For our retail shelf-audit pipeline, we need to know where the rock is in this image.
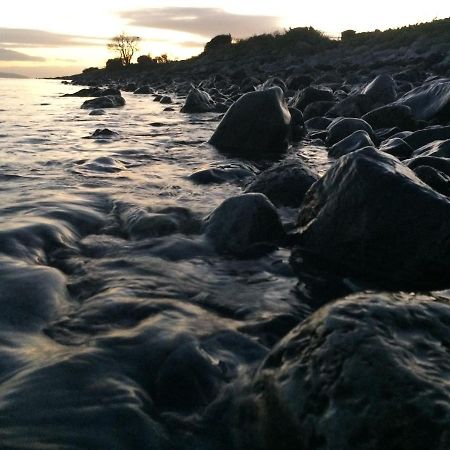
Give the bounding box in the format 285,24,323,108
89,128,119,139
328,131,375,158
88,109,106,116
160,96,173,104
305,117,333,130
403,126,450,150
413,165,450,197
326,117,376,146
80,95,125,109
286,74,313,90
412,139,450,158
209,87,291,155
406,156,450,177
204,193,284,256
362,104,416,130
303,101,336,120
249,292,450,450
181,87,216,113
361,73,397,105
326,94,373,118
133,86,153,94
288,107,305,141
294,86,335,111
245,159,319,207
296,147,450,288
163,107,175,112
395,79,450,122
63,87,120,97
380,137,413,159
240,77,261,93
188,164,256,184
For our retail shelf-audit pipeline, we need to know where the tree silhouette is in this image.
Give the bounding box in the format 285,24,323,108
107,33,141,66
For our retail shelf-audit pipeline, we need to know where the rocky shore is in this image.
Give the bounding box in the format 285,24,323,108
52,18,450,449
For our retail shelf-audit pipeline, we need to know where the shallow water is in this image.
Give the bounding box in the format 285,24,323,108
0,79,329,449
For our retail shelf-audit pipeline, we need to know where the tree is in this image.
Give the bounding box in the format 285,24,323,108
107,33,141,66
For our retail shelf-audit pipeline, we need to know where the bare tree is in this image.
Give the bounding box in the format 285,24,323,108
107,33,141,66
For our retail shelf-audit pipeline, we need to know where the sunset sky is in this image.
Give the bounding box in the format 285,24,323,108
1,0,448,77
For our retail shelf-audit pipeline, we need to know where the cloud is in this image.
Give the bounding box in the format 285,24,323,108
120,7,282,38
0,28,105,48
0,48,44,61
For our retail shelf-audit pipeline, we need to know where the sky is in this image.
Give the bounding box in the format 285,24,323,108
0,0,448,77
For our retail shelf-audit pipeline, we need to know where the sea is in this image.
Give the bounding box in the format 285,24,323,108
0,78,328,449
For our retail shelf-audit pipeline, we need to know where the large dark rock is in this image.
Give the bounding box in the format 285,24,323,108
80,95,125,109
395,79,450,122
361,73,397,105
406,156,450,176
248,292,450,450
294,86,335,111
328,131,375,158
326,93,373,118
245,159,319,207
286,74,313,90
296,147,450,288
403,126,450,150
63,87,120,97
412,139,450,158
204,193,284,256
413,165,450,197
188,164,256,184
362,104,416,130
326,117,375,146
380,137,413,159
303,101,336,120
181,87,216,113
133,86,153,94
209,87,291,155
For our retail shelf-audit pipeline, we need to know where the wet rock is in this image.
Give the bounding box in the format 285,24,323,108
413,165,450,196
88,109,106,116
412,139,450,158
395,79,450,122
328,131,375,158
305,117,333,130
288,107,305,141
296,147,450,288
250,292,450,450
209,87,291,155
181,87,216,113
204,193,284,256
80,95,125,109
326,117,376,146
294,86,335,111
259,77,287,94
163,107,175,112
286,74,313,90
133,86,153,94
362,104,416,130
90,128,119,139
303,101,336,120
160,96,173,104
245,159,319,207
326,93,373,118
380,137,413,159
63,87,120,97
361,73,397,105
404,126,450,150
189,164,256,184
406,156,450,176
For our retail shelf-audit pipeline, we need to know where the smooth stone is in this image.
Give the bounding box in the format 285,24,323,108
326,93,373,118
362,104,416,130
188,164,256,184
181,87,215,113
160,96,173,104
245,159,319,207
326,117,376,146
294,86,335,111
404,126,450,150
63,87,120,97
412,139,450,158
413,165,450,197
296,147,450,288
133,86,153,94
89,128,119,139
204,193,284,257
209,87,291,156
305,117,333,130
286,74,313,90
380,137,413,159
361,73,397,105
329,131,375,158
88,109,106,116
249,292,450,450
80,95,125,109
303,101,336,120
406,156,450,177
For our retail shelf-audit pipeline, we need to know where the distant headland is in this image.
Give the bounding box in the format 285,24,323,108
0,72,29,79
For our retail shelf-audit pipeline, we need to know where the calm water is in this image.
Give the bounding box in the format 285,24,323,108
0,78,328,449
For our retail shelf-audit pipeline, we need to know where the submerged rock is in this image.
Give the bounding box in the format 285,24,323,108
181,87,216,113
80,95,125,109
89,128,119,139
245,159,318,207
189,164,256,184
204,193,284,256
209,87,291,155
248,292,450,450
296,147,450,288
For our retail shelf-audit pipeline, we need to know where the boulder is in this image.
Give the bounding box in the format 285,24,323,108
89,128,119,139
209,87,291,155
88,109,106,116
133,86,153,94
328,131,375,158
181,87,215,113
394,79,450,122
294,86,335,111
245,159,319,207
286,74,313,90
406,156,450,176
326,94,373,118
402,125,450,150
326,117,376,146
288,107,305,141
80,95,125,109
413,165,450,197
188,164,256,184
412,139,450,158
305,117,333,131
362,104,416,130
361,73,397,105
160,96,173,104
63,87,120,97
296,147,450,288
379,137,413,159
204,193,284,256
303,101,336,120
249,292,450,450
